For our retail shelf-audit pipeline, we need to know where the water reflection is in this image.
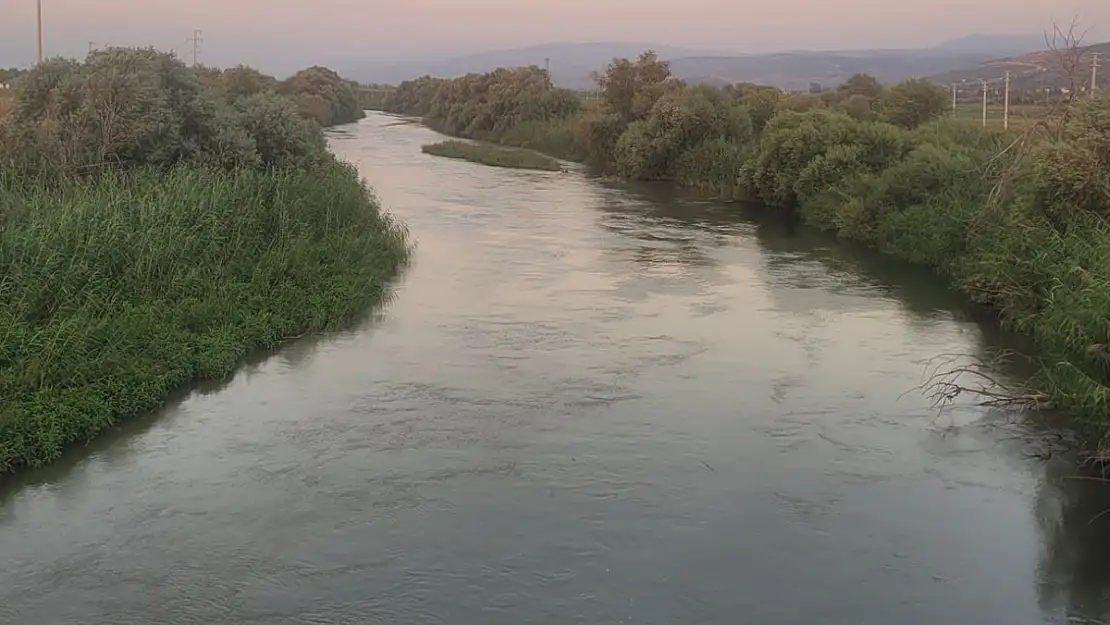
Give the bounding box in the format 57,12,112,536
596,176,1110,625
1036,459,1110,622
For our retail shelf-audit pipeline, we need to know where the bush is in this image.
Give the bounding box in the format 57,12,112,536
0,48,340,176
281,66,365,127
233,92,328,168
612,85,753,181
675,136,750,198
881,78,949,129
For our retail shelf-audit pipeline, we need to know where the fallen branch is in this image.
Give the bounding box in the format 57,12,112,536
905,350,1051,412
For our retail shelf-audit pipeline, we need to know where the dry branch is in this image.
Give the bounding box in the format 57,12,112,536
906,350,1051,412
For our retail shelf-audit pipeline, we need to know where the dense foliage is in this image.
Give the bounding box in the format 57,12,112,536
0,49,370,175
377,50,1110,430
385,66,581,144
0,49,407,471
0,67,25,86
280,66,365,127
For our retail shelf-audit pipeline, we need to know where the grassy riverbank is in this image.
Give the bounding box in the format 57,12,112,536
422,140,562,171
378,52,1110,435
0,49,408,472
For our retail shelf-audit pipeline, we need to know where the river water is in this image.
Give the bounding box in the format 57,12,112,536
3,111,1110,624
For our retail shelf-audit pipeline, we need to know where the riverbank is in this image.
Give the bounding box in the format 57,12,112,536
0,50,409,472
422,140,563,171
378,57,1110,434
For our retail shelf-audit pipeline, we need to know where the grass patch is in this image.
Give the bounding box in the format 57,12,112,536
0,160,410,472
421,140,563,171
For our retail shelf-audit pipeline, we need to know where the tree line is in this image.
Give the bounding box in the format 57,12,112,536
377,51,1110,432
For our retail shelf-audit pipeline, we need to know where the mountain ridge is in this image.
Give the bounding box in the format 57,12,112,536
929,40,1110,92
340,34,1050,91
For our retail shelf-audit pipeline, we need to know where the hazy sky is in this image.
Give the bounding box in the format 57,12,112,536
1,0,1107,73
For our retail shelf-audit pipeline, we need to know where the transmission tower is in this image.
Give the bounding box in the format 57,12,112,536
187,29,203,66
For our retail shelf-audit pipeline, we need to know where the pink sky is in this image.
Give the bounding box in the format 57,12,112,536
1,0,1106,71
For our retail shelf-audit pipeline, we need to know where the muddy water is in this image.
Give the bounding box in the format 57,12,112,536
2,112,1110,625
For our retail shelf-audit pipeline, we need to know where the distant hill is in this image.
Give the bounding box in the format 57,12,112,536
930,40,1110,92
341,34,1048,91
337,42,733,90
930,33,1048,55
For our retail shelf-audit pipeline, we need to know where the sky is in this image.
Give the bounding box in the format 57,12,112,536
1,0,1107,74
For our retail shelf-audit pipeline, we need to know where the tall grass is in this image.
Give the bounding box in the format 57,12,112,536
0,162,410,471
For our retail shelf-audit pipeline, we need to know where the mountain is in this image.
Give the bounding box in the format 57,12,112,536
336,42,733,90
930,33,1049,55
341,35,1048,91
662,34,1049,91
929,40,1110,92
667,50,1017,91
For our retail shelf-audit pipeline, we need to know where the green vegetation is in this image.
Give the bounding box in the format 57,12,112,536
951,102,1050,131
377,51,1110,435
0,67,26,87
422,139,562,171
192,63,365,128
0,49,408,472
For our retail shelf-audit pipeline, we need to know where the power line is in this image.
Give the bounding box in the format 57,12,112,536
1003,71,1010,130
980,79,988,127
1092,52,1101,94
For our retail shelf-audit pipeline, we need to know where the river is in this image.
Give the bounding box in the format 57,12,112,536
2,111,1110,625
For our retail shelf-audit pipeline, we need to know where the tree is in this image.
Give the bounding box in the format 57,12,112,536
0,47,334,174
612,84,752,180
281,66,364,126
881,78,948,128
733,84,782,133
842,94,877,121
221,65,278,102
592,50,674,123
838,73,883,100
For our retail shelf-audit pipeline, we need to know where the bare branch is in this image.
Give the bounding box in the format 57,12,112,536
904,350,1051,414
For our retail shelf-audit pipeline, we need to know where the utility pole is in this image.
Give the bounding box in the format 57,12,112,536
36,0,43,65
980,79,988,127
951,83,957,112
188,29,203,67
1003,71,1010,130
1092,52,1101,94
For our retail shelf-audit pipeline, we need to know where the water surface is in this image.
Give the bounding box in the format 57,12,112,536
3,112,1110,625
